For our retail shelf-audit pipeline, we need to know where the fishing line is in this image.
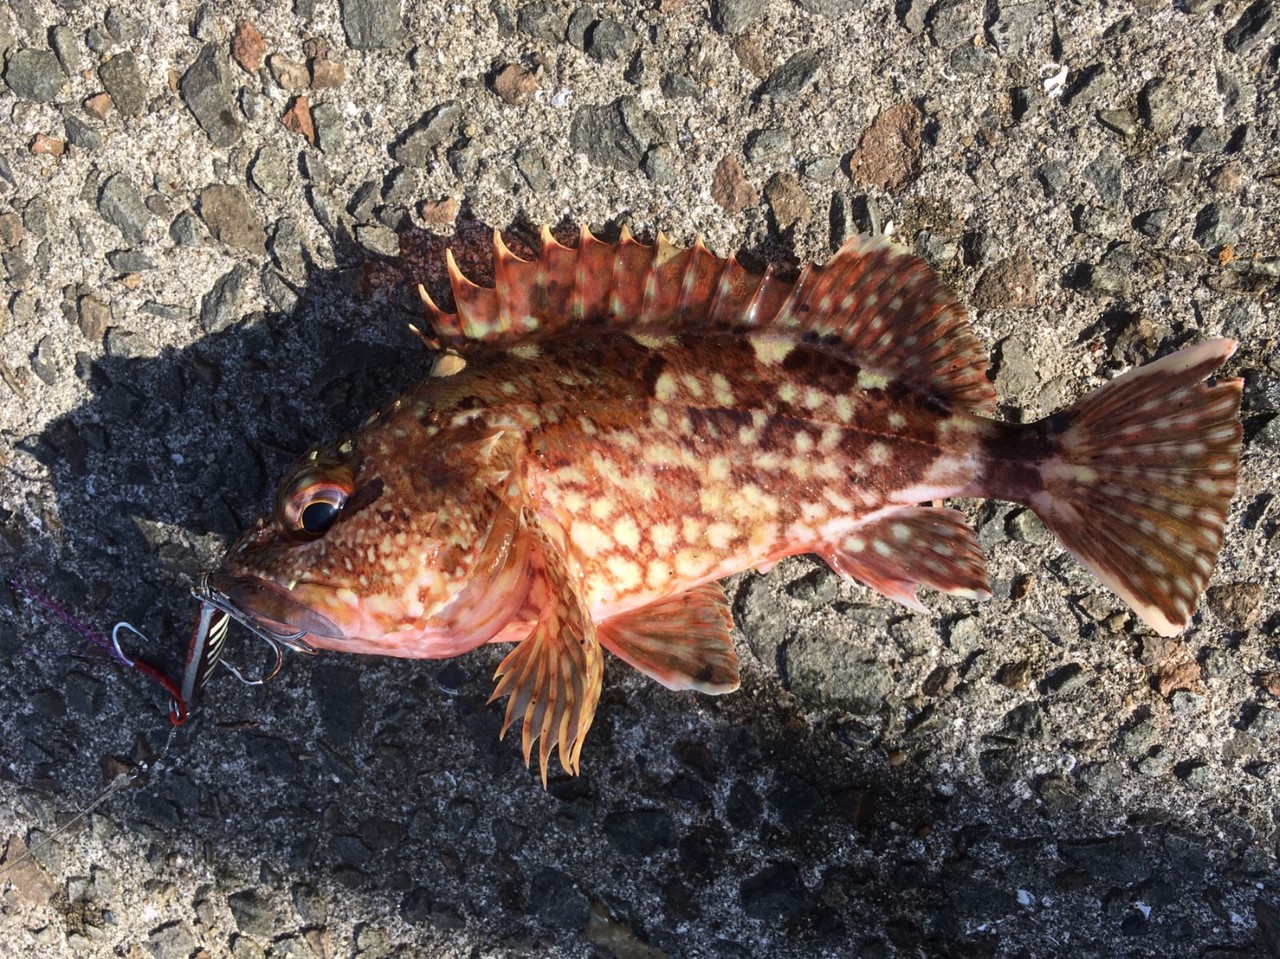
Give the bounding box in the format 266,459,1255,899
1,578,188,880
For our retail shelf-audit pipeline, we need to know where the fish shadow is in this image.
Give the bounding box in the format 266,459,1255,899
1,215,1271,957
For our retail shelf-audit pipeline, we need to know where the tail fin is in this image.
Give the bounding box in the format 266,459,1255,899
1026,340,1242,636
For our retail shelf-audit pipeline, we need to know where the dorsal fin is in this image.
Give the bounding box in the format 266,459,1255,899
418,228,997,413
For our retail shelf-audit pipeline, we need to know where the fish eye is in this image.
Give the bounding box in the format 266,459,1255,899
300,493,344,534
278,466,354,540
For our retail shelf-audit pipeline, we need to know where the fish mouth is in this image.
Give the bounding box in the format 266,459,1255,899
201,572,346,644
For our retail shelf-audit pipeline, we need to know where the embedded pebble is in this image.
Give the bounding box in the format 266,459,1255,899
180,43,241,147
198,185,266,254
98,52,146,116
97,174,151,244
569,97,657,172
757,49,824,102
4,49,65,103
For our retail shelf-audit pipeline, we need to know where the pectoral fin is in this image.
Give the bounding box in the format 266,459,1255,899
598,582,739,694
489,510,603,786
817,506,991,611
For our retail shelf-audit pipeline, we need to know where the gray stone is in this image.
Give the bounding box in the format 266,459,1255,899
104,327,151,358
4,49,65,102
227,889,276,938
169,211,204,246
50,25,81,74
291,884,328,925
1194,202,1245,248
355,223,399,257
1002,701,1045,740
586,20,635,61
198,185,265,254
1058,834,1149,885
1066,63,1116,110
1134,208,1167,239
660,71,699,99
517,1,569,40
1138,78,1179,135
248,147,291,196
312,101,344,153
1084,148,1123,207
1224,0,1275,55
794,0,862,14
829,192,854,248
105,249,155,273
97,174,150,244
147,922,197,959
949,44,995,74
603,808,676,857
802,155,839,180
340,0,404,49
785,632,892,714
99,52,147,116
712,0,767,34
641,144,675,184
745,127,792,163
200,263,250,333
565,5,594,48
1040,662,1089,695
260,267,298,314
180,43,241,147
1036,159,1067,196
270,217,306,277
391,101,462,166
929,0,981,48
988,1,1041,56
514,145,551,191
1084,262,1132,298
30,335,61,385
757,49,823,101
530,868,590,929
348,180,379,222
1097,108,1137,138
569,96,657,172
740,863,811,923
1187,125,1227,153
63,115,102,151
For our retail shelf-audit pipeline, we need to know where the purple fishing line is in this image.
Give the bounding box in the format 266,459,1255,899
9,574,131,667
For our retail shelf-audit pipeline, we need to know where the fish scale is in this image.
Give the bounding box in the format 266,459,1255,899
196,228,1243,784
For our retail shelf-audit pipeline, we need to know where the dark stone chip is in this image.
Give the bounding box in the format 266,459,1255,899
756,49,823,102
568,96,657,171
97,174,151,244
391,101,463,167
98,51,147,116
180,43,241,147
740,862,810,922
529,867,590,929
1224,0,1275,55
4,49,64,103
340,0,404,48
603,808,677,857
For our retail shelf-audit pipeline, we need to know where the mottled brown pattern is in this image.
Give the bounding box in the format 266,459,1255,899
205,231,1242,782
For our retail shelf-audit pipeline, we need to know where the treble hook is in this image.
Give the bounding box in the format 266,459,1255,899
218,634,286,687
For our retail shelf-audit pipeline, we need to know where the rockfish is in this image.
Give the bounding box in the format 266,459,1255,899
192,228,1242,783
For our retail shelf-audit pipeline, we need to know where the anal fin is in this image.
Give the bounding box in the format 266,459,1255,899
817,507,991,612
489,510,604,786
598,582,740,694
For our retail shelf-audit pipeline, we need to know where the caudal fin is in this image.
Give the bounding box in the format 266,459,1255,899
1026,340,1242,636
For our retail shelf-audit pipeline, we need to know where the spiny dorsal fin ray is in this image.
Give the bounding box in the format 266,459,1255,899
423,229,997,414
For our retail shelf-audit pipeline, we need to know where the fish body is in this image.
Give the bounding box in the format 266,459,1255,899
206,228,1242,782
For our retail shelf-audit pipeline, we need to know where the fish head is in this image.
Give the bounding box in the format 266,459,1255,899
206,423,532,658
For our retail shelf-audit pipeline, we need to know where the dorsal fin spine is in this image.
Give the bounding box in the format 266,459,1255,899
422,227,997,413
